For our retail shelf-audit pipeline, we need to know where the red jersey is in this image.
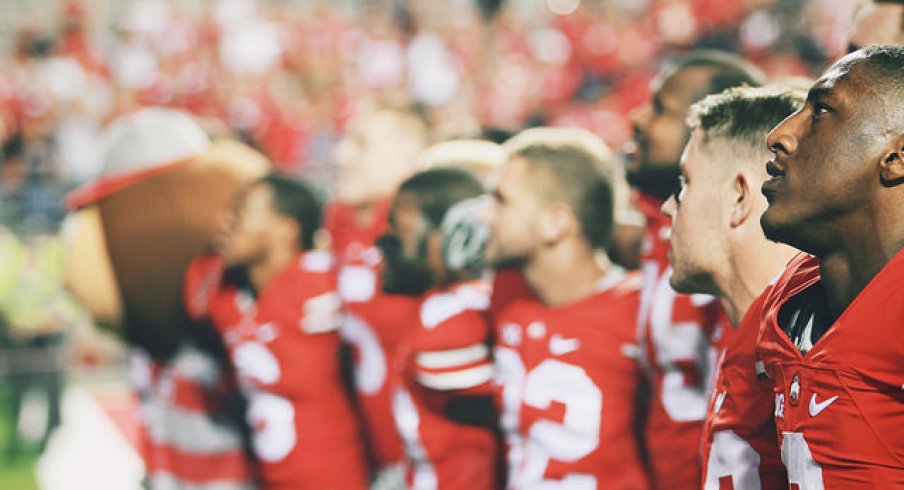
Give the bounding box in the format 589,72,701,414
757,252,904,489
635,193,728,490
393,280,499,490
184,252,368,489
494,267,650,489
701,291,788,490
326,200,419,468
129,346,256,489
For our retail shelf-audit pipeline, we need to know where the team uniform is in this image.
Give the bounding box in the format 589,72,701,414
756,252,904,488
393,280,499,490
701,292,788,490
635,194,728,490
494,267,650,489
325,200,419,469
184,252,368,489
130,345,257,490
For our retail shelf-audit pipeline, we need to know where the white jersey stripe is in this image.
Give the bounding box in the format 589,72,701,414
415,344,489,370
416,363,494,391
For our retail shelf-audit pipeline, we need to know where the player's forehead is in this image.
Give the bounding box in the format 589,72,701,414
810,53,869,99
658,67,715,109
681,128,709,170
496,156,531,191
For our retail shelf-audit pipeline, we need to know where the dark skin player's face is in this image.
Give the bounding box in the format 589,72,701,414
762,56,889,253
627,67,716,200
217,183,281,268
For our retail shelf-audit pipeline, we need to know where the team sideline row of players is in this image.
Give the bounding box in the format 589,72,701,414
134,45,903,489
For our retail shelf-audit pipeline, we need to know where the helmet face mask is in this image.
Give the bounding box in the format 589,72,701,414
441,196,491,276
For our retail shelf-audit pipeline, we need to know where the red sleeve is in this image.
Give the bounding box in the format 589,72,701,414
410,285,493,395
591,286,651,489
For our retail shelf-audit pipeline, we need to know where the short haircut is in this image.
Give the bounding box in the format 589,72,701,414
258,173,323,250
415,139,506,181
398,167,485,228
506,129,616,250
687,86,806,153
666,50,765,98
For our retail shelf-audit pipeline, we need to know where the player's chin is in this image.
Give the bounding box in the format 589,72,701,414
668,267,704,295
487,249,525,270
668,270,690,293
760,208,792,245
484,241,502,265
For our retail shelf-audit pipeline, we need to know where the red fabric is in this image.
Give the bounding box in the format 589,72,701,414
144,442,254,483
324,200,393,256
131,347,256,488
701,291,788,489
184,253,368,489
493,269,650,489
64,158,190,210
326,199,417,468
394,280,499,490
756,252,904,488
635,192,728,490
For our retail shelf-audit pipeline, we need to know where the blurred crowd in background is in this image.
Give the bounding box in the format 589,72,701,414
0,0,860,235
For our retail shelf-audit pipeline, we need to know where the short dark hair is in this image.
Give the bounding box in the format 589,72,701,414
511,143,614,250
397,167,484,227
688,86,806,151
258,173,323,250
857,45,904,99
668,50,765,99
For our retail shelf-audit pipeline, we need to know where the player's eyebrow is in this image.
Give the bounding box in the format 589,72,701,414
806,83,832,103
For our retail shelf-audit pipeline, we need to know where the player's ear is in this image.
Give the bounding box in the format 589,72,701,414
729,170,754,228
878,134,904,185
538,201,572,244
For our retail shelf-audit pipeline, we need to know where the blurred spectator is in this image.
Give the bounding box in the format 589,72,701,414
0,132,67,236
848,0,904,51
0,0,865,201
0,227,76,460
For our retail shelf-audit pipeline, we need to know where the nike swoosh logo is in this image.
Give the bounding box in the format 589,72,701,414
809,394,839,417
549,334,580,356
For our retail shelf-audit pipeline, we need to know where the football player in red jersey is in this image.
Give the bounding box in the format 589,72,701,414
378,166,501,490
184,174,368,489
487,128,649,489
661,86,804,489
755,45,904,488
327,105,431,481
625,51,764,490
